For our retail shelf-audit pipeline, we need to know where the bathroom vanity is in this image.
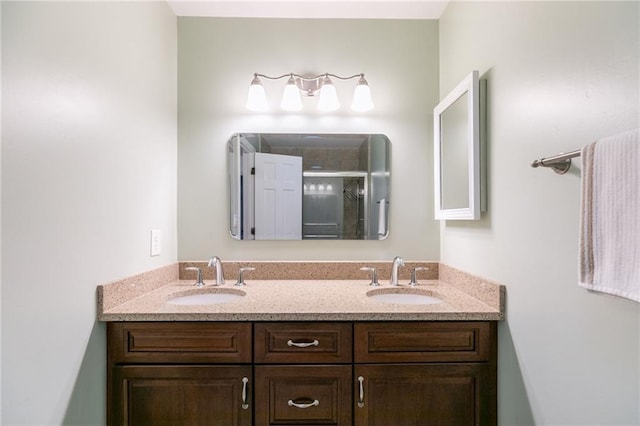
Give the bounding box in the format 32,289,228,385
99,262,503,426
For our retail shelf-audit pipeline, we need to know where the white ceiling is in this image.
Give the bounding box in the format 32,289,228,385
166,0,450,20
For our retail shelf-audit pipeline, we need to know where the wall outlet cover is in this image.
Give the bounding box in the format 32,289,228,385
150,229,161,257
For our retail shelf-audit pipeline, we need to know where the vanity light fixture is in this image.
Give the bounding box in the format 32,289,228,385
245,72,374,112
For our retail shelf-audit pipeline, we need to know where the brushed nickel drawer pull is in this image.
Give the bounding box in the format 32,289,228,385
288,399,320,409
241,377,249,410
286,339,319,348
357,376,365,408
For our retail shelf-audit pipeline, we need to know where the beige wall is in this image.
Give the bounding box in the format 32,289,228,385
177,18,440,261
440,2,639,424
1,2,177,424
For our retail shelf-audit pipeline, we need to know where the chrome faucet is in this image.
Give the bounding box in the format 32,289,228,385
390,256,405,286
207,256,225,286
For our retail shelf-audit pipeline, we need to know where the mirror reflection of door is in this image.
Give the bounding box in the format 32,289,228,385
241,151,254,239
254,152,302,240
440,92,470,210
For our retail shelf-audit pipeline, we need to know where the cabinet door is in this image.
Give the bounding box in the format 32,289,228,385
111,365,252,426
255,365,352,425
354,364,496,426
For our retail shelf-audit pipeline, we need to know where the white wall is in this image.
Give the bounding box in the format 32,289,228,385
177,18,440,261
0,2,3,419
439,2,639,425
4,3,636,424
1,2,177,424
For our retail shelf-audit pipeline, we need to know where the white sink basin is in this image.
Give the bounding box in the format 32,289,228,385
167,289,245,305
366,288,443,305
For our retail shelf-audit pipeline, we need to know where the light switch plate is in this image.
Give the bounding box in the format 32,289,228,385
150,229,161,257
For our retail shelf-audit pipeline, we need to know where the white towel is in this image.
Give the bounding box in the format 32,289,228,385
579,128,640,302
378,199,387,237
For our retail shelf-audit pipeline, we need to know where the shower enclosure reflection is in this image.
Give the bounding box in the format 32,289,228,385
303,172,367,239
227,133,391,240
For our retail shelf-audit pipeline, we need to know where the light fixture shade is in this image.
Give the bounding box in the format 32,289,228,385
318,76,340,111
245,76,268,112
280,76,303,111
351,77,374,112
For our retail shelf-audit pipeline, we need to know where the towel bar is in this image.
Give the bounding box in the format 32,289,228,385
531,149,581,174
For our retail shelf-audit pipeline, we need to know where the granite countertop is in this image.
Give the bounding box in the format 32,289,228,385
98,269,504,322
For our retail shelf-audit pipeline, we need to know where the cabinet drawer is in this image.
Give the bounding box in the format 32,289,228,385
354,321,495,363
254,322,352,364
255,365,352,426
108,322,252,363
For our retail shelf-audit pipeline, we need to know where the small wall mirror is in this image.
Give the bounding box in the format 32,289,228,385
434,70,484,220
228,133,391,240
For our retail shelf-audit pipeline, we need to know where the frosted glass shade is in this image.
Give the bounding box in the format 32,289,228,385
246,81,268,112
351,81,374,112
280,79,303,111
318,78,340,111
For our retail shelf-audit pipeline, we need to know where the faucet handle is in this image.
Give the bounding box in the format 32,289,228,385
360,267,379,286
235,267,255,286
408,267,429,287
185,267,205,287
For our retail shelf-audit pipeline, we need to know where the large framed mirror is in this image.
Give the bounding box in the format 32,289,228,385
434,70,484,220
228,133,391,240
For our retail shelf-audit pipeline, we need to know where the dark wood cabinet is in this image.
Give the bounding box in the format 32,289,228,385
107,321,497,426
107,322,253,426
354,322,497,426
354,364,493,426
112,365,252,426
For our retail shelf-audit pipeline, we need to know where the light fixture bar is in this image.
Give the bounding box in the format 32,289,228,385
246,72,373,112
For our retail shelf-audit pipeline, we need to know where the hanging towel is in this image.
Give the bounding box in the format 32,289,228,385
579,128,640,302
378,199,387,237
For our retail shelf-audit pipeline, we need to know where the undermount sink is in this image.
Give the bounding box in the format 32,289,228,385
167,288,246,306
366,287,443,305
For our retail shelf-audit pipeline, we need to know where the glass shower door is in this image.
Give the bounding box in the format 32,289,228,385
302,173,367,239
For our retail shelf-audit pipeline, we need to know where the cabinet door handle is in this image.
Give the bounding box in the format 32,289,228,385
241,377,249,410
357,376,365,408
286,339,319,348
288,399,320,409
